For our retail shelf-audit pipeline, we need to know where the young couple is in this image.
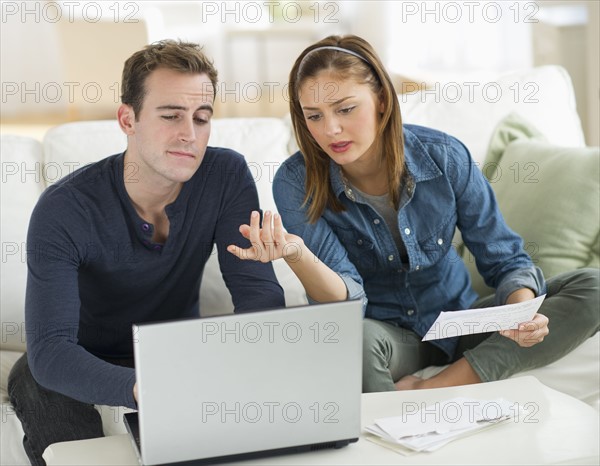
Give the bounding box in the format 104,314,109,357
9,36,598,465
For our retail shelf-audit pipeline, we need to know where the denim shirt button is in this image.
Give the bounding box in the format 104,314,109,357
437,238,444,245
357,239,363,245
141,223,151,232
373,219,380,225
388,255,394,261
345,188,356,201
415,265,420,271
407,309,415,316
404,228,411,235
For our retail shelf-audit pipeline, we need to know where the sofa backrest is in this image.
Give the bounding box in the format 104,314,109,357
42,118,293,213
400,65,585,165
1,135,45,351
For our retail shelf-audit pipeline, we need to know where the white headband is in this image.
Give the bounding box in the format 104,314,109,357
297,46,370,75
306,45,368,62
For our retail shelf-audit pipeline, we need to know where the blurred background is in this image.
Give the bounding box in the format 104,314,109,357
1,0,598,145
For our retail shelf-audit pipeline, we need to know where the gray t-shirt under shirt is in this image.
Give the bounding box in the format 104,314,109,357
349,184,408,262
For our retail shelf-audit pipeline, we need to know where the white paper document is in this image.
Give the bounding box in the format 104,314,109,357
365,397,519,454
422,294,546,341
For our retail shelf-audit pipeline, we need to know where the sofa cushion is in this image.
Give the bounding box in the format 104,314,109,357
43,120,127,184
483,112,545,180
42,118,293,211
399,65,585,166
465,139,600,296
1,136,45,352
205,117,293,213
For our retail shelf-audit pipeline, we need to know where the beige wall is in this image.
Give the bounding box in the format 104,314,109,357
534,0,599,145
587,1,599,145
1,0,598,145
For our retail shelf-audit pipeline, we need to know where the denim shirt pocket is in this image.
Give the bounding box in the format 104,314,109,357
331,226,379,274
418,212,458,265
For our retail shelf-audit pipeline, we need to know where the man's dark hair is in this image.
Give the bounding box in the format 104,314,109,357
121,40,218,118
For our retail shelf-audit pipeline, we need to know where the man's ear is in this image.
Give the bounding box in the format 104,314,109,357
117,104,136,135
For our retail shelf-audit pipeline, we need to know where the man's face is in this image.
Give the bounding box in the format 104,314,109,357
122,68,214,187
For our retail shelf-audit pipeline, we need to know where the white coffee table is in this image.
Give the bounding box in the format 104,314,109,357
43,376,599,465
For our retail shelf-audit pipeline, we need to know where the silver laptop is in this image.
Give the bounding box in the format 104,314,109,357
124,300,363,465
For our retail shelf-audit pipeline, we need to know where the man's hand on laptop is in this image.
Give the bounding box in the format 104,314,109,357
227,210,304,263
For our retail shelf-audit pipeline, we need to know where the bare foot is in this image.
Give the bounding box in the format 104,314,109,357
394,375,425,390
394,359,482,391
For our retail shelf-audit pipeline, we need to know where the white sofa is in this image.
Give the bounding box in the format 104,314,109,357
1,65,598,465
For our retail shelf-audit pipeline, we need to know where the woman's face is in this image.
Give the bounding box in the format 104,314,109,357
298,71,384,170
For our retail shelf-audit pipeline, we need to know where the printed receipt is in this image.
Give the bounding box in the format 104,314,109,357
422,295,546,341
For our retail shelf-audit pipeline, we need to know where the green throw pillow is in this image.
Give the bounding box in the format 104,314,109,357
464,139,600,297
483,112,544,180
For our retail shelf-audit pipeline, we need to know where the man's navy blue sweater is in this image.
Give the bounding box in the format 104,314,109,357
25,148,285,409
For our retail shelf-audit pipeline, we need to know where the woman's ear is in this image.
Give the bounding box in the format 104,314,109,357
117,104,135,135
378,90,386,114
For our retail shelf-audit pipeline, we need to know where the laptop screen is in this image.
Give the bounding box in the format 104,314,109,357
129,300,363,465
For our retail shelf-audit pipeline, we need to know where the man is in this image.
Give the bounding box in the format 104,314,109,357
8,40,285,465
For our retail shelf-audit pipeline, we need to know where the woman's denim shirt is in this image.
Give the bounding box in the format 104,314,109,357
273,124,545,358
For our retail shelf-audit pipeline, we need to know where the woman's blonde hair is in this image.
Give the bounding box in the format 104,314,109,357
288,35,404,223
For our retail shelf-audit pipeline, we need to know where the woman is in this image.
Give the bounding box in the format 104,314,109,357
228,34,599,391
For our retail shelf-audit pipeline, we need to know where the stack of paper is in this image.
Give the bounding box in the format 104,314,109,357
423,294,546,341
365,397,518,455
